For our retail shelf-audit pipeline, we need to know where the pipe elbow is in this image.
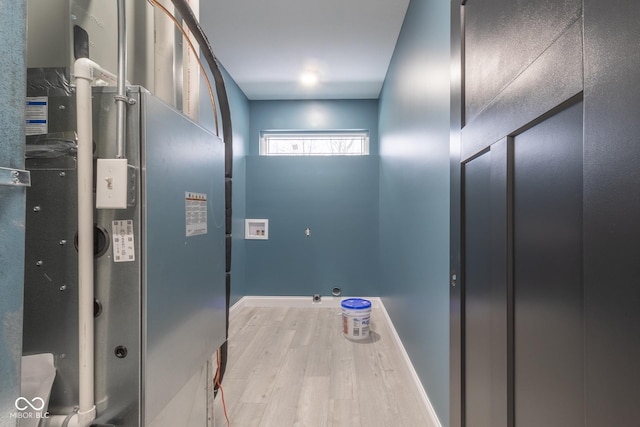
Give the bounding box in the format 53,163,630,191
76,406,97,427
44,405,96,427
73,58,97,81
73,58,118,85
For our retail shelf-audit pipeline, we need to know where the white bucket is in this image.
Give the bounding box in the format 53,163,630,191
341,298,372,340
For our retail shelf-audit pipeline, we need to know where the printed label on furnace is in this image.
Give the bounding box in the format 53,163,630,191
185,192,208,237
26,96,48,136
112,220,135,262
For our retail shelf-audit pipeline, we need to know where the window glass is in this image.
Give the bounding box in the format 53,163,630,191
260,131,369,156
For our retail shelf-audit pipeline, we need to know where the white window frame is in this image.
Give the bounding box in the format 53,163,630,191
259,130,370,156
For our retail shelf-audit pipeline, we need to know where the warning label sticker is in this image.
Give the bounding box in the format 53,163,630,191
112,220,135,263
186,192,207,237
25,97,48,136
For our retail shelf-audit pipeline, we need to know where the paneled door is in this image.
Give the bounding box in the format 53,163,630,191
454,1,640,426
461,101,584,427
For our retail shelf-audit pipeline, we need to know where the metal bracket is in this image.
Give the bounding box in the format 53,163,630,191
0,167,31,187
114,94,137,105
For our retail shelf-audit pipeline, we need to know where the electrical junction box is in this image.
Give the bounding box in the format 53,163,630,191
96,158,128,209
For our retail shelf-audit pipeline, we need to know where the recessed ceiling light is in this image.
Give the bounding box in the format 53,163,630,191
300,71,319,87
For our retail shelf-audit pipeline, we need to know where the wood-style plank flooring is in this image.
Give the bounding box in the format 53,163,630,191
212,306,436,427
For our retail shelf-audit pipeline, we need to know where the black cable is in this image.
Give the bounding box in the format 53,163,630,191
169,0,232,390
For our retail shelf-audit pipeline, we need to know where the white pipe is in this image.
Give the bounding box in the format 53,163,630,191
45,58,119,427
44,413,88,427
67,57,117,427
75,58,119,86
74,57,97,427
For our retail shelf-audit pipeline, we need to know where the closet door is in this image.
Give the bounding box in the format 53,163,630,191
463,141,508,427
461,101,584,427
512,101,584,427
452,1,585,425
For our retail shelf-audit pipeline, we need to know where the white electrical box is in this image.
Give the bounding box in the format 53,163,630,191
96,158,128,209
245,219,269,240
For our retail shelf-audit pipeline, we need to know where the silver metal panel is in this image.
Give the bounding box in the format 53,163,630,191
93,88,144,426
142,93,226,424
23,88,145,424
23,166,80,413
0,0,26,423
23,85,224,426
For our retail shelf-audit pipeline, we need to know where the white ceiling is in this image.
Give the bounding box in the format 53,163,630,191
203,0,410,100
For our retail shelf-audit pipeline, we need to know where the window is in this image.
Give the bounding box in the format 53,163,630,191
259,131,369,156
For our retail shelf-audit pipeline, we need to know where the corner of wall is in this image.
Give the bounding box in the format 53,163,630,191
377,0,451,424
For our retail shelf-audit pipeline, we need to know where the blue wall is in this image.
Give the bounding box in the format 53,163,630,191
223,68,251,306
378,0,451,424
245,100,379,297
202,4,451,421
198,65,250,306
248,100,379,155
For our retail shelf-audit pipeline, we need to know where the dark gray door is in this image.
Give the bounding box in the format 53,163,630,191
463,141,508,427
462,101,584,427
454,1,640,426
463,149,493,427
512,101,584,427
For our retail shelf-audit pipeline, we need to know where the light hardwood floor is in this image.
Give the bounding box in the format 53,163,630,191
212,305,436,427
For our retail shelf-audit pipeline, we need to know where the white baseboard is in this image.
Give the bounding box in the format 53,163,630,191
229,297,247,315
377,300,443,427
229,295,442,427
231,295,383,309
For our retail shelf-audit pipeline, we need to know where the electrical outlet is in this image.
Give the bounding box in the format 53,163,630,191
96,159,128,209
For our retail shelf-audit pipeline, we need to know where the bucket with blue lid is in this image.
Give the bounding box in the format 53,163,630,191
341,298,372,340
